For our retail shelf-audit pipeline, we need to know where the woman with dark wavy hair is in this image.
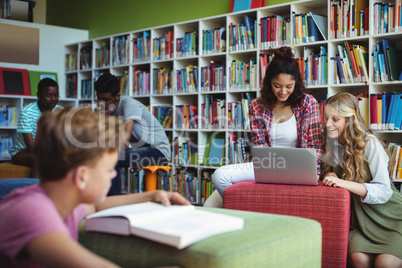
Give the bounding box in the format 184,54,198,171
321,92,402,268
205,46,321,207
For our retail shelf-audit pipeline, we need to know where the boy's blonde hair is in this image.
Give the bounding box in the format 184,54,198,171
33,107,125,181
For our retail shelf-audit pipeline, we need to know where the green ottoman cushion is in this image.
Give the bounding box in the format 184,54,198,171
79,207,322,268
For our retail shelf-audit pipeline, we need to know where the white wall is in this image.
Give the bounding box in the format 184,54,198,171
0,19,88,98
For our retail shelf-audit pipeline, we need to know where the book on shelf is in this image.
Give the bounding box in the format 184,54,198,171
232,0,251,12
208,137,225,166
377,94,382,129
394,97,402,130
357,94,369,128
307,12,327,41
202,132,225,166
354,0,369,36
85,202,244,249
383,40,402,81
370,94,378,129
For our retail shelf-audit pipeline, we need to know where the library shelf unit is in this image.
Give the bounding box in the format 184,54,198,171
64,0,402,203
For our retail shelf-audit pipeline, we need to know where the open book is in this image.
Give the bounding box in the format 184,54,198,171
85,202,244,249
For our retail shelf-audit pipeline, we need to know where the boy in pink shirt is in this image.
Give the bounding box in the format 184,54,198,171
0,107,189,267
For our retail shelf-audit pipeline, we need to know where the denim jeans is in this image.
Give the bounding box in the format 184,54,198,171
108,147,169,196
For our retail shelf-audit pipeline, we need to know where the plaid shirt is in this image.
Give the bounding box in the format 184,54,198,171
249,94,322,171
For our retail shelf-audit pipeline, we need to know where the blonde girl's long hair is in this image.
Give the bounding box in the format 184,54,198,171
321,92,372,183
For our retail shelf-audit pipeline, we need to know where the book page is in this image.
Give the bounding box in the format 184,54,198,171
132,209,241,234
130,209,244,249
87,202,194,225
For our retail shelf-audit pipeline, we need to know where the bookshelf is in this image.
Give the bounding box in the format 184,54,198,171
64,0,402,203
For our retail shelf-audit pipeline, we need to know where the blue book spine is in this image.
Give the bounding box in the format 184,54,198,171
382,93,387,129
386,93,395,128
394,96,402,130
389,94,400,129
244,15,254,49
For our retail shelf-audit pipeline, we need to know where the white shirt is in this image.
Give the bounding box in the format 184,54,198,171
271,114,297,148
333,134,392,204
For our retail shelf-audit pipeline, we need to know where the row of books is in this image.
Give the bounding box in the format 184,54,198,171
112,35,130,66
228,15,256,52
65,52,77,72
175,105,198,129
174,169,198,203
370,93,402,131
132,32,151,63
389,143,402,180
200,170,215,203
200,60,226,92
119,72,128,94
66,73,77,98
227,135,251,164
121,168,172,194
133,69,150,96
373,1,402,34
121,165,215,205
330,41,368,84
167,168,216,204
330,0,369,39
121,167,144,194
131,63,253,96
260,15,291,50
175,31,198,58
152,67,173,95
173,137,198,166
0,105,16,127
202,95,226,129
228,93,255,130
298,46,328,86
80,46,92,70
153,106,173,128
80,79,92,99
95,44,110,68
373,39,402,82
293,12,327,44
259,52,273,84
0,136,13,158
201,27,226,55
152,31,174,61
228,59,257,90
176,65,198,93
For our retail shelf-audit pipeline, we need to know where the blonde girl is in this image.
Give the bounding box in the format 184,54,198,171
321,92,402,268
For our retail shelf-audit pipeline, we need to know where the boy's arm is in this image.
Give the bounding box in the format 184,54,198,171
26,232,119,268
22,133,34,153
88,190,190,214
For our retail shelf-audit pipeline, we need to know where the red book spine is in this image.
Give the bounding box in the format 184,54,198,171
370,94,377,129
364,6,369,33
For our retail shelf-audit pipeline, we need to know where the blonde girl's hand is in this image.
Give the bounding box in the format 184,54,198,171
322,172,343,188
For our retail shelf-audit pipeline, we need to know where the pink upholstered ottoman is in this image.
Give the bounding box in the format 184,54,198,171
223,181,351,268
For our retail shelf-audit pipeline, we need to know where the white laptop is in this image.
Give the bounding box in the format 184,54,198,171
252,146,319,186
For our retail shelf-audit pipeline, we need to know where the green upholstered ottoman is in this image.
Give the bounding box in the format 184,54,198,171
79,207,322,268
